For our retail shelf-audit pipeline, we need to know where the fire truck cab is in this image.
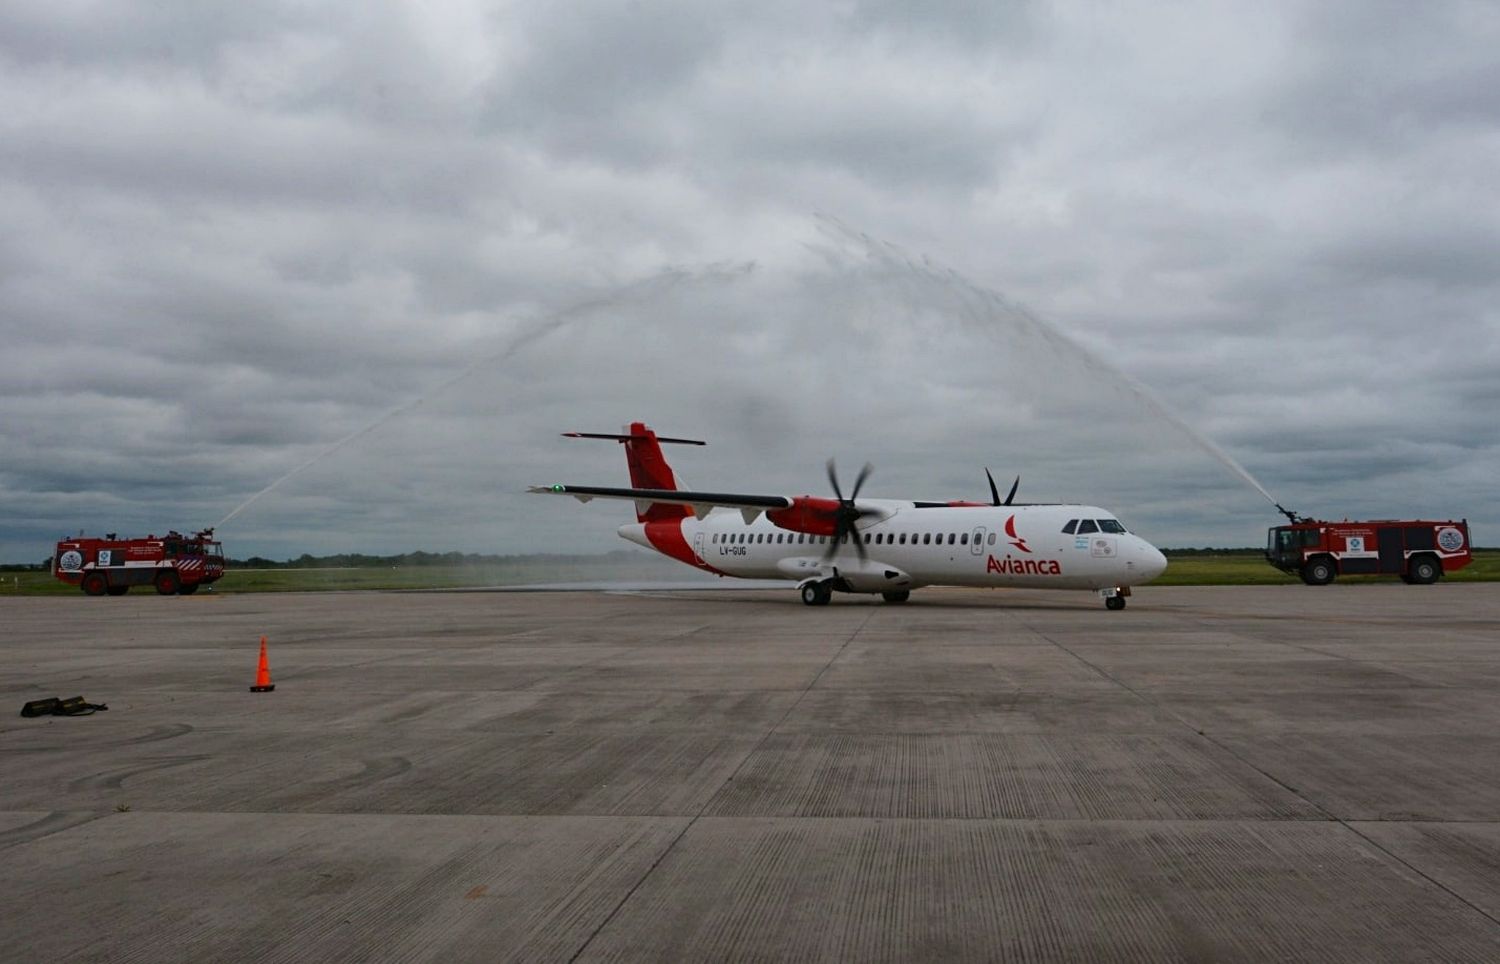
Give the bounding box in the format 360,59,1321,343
1266,519,1471,586
54,529,226,596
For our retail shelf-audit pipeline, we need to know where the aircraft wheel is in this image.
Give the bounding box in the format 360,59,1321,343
800,582,831,606
881,590,910,603
81,573,108,596
154,570,181,595
1105,596,1126,611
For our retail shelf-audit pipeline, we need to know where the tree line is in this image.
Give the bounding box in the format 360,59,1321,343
227,549,644,569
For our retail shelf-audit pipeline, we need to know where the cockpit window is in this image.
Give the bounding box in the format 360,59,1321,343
1076,519,1099,534
1062,520,1078,534
1097,519,1127,534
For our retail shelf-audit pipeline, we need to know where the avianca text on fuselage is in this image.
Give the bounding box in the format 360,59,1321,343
987,554,1062,576
529,422,1167,610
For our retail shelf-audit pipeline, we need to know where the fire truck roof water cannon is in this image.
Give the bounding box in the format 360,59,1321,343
54,528,226,596
1265,505,1472,586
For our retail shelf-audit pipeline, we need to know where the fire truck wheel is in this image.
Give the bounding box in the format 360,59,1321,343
1301,557,1335,586
154,570,181,595
1409,555,1441,585
81,572,108,596
178,583,199,595
107,585,129,596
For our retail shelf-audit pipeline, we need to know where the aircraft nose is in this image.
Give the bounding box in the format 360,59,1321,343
1138,540,1168,580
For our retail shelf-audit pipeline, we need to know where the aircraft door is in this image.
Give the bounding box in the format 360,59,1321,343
970,526,986,556
693,532,705,564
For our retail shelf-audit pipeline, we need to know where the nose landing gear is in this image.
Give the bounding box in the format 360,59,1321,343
1100,586,1130,611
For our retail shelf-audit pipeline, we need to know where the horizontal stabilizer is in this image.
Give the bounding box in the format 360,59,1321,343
562,432,706,445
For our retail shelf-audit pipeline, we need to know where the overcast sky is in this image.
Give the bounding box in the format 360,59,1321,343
4,0,1498,562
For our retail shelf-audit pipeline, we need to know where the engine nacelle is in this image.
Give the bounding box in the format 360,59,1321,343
778,556,912,593
767,496,842,536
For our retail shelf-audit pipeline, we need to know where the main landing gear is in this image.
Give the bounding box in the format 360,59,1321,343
800,582,912,606
800,581,832,606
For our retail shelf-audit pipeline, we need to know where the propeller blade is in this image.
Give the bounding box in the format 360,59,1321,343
986,468,1001,506
821,527,846,563
820,458,875,564
850,462,873,501
1004,475,1020,506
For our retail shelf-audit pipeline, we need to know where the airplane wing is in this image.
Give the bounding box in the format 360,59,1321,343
529,484,793,523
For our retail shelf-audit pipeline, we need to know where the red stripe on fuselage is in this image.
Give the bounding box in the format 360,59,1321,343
644,520,724,574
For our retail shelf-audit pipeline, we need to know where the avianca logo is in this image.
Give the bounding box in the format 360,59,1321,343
1005,514,1031,553
987,555,1063,576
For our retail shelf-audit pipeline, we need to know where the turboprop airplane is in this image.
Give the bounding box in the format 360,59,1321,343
529,422,1168,609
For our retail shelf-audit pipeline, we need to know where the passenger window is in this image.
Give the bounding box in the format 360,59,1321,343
1062,520,1078,534
1077,520,1098,534
960,533,969,545
947,533,956,545
987,532,996,545
923,533,931,545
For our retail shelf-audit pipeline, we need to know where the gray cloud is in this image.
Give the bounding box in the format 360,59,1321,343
3,0,1498,562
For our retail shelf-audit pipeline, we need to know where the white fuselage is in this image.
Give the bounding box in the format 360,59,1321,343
618,500,1167,594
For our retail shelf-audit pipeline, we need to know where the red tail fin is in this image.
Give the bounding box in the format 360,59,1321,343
562,422,705,523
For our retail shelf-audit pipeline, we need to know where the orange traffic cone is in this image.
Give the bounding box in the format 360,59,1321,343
250,636,275,692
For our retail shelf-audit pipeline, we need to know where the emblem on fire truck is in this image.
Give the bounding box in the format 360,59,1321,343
1437,527,1466,552
59,550,83,571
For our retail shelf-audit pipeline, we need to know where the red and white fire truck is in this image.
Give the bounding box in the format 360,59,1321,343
53,529,226,596
1266,515,1472,585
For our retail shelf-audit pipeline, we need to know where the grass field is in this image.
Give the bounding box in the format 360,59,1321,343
4,550,1496,595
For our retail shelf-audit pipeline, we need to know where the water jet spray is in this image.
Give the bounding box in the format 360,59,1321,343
214,261,755,530
813,214,1288,513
